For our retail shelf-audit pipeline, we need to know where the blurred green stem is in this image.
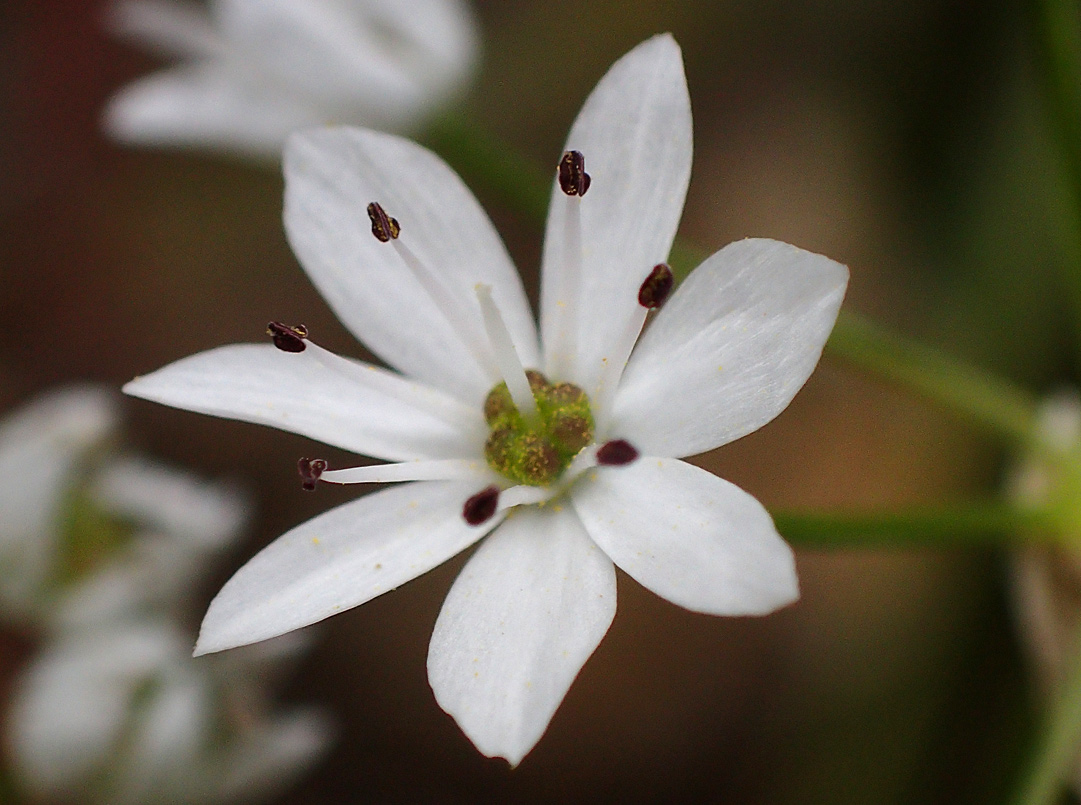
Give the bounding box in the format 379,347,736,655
1035,0,1081,355
827,311,1043,450
774,503,1049,548
1011,615,1081,805
428,113,1041,449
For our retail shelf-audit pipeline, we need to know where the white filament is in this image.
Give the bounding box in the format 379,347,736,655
546,194,583,380
320,459,492,485
392,238,496,379
475,283,538,420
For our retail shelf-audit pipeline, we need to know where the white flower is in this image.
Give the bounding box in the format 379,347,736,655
0,386,249,625
125,34,848,763
104,0,480,158
7,619,329,804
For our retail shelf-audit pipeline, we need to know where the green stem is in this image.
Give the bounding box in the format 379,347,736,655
424,111,551,225
826,311,1042,449
428,114,1043,449
1010,615,1081,805
1034,0,1081,353
773,502,1050,548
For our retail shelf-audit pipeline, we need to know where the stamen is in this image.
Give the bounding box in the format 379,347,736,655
475,284,537,420
319,459,491,485
267,322,309,353
596,439,639,466
366,202,400,242
592,264,672,433
546,153,587,379
297,457,327,490
367,202,494,376
558,151,591,197
463,485,500,525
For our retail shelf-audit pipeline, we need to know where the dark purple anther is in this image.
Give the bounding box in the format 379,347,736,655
596,439,639,466
638,264,674,309
558,150,591,197
462,485,500,525
267,322,309,353
297,457,328,491
367,201,401,242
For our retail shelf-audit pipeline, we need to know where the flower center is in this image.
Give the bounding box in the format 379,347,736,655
482,370,594,486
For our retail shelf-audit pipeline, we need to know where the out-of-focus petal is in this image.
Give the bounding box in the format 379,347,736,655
104,64,320,158
611,239,847,457
427,506,616,765
92,457,248,548
107,0,223,59
572,457,799,615
0,386,118,615
195,480,498,654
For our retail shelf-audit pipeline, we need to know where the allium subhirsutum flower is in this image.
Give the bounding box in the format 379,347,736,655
104,0,479,158
125,35,849,763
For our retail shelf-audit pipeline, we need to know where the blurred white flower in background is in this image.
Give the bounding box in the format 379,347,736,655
104,0,480,158
7,619,330,804
0,386,247,625
1009,391,1081,791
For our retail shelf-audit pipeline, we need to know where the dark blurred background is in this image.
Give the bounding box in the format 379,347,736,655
1,0,1076,801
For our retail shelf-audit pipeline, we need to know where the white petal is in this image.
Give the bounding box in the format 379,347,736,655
214,708,332,802
427,507,616,765
107,0,223,59
195,480,497,654
540,34,692,392
117,668,209,803
104,64,322,157
572,457,798,615
92,457,249,548
284,127,539,404
611,239,848,456
124,343,485,462
215,0,476,132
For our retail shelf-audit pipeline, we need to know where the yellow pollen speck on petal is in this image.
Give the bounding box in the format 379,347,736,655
374,563,382,570
311,537,320,545
717,365,724,371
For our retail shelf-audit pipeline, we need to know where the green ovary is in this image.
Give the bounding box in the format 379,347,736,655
483,370,595,486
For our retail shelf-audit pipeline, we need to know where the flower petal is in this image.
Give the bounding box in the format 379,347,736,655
284,127,539,404
214,708,332,803
540,34,692,392
611,238,848,456
215,0,478,131
107,0,223,60
572,457,798,616
103,64,321,157
124,343,485,462
195,480,497,654
91,457,248,549
427,506,616,765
